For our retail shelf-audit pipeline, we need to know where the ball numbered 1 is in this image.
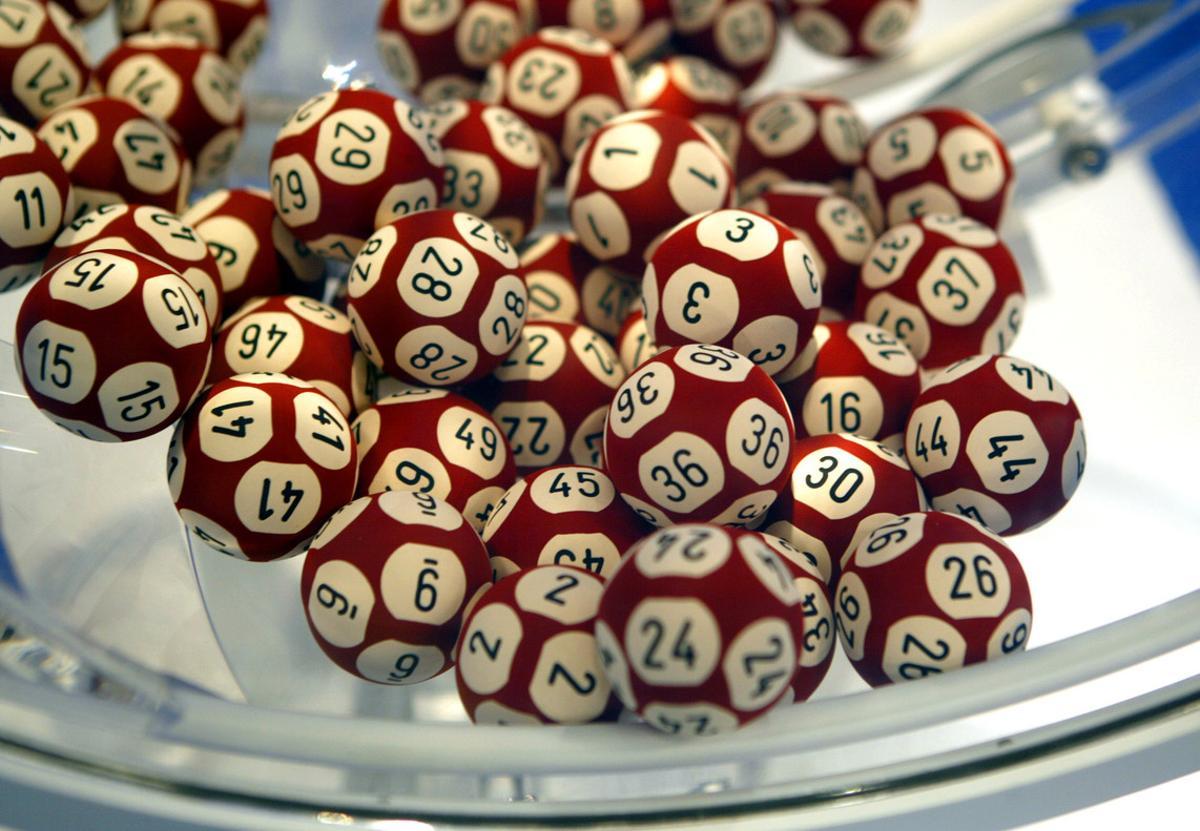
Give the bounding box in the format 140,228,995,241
836,510,1032,687
0,117,73,292
595,523,804,735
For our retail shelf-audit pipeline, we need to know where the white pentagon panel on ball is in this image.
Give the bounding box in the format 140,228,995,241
939,125,1006,201
569,326,622,388
180,509,245,559
673,343,752,383
436,405,506,479
917,248,996,326
803,376,884,439
481,105,540,168
307,559,375,648
930,488,1013,534
609,361,676,439
525,269,579,321
402,0,461,33
356,639,446,685
49,252,139,310
571,410,605,465
847,323,918,376
278,93,337,140
668,140,731,216
661,263,739,344
643,701,739,736
369,447,452,499
20,320,96,405
981,292,1024,356
458,601,524,695
349,226,398,299
571,191,631,261
380,542,467,626
494,323,567,382
594,619,637,709
143,273,208,348
464,484,505,531
507,47,581,118
725,397,789,486
782,239,822,310
395,325,479,386
378,490,465,531
634,524,731,579
966,411,1049,495
862,224,925,291
863,293,931,360
796,576,836,668
790,445,877,520
108,54,182,119
626,596,721,686
531,466,615,512
537,533,620,579
1062,420,1087,502
816,196,874,262
833,571,871,661
311,497,373,549
233,461,322,534
887,182,961,228
995,357,1071,405
905,399,962,477
375,179,439,227
0,0,45,48
97,361,180,433
443,149,501,216
492,400,566,468
38,107,99,172
293,391,353,470
862,0,917,51
923,214,999,248
478,274,528,356
198,385,274,462
723,616,796,712
869,116,937,180
925,542,1012,620
764,520,833,584
854,512,926,569
738,535,802,604
514,566,603,625
397,236,480,318
15,44,84,119
269,154,321,227
588,121,662,191
285,296,351,333
696,210,779,261
747,97,816,158
882,615,967,683
987,607,1033,659
580,267,637,336
637,431,724,515
529,629,610,723
113,119,181,195
0,172,65,249
480,478,527,542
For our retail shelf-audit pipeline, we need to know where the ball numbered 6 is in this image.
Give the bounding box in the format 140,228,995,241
301,491,492,685
595,523,804,735
836,511,1032,688
169,374,358,562
456,565,616,724
15,249,210,441
0,117,73,292
603,344,794,527
904,355,1086,535
346,209,526,386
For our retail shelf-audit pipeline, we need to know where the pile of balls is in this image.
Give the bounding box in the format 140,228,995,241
5,0,1087,736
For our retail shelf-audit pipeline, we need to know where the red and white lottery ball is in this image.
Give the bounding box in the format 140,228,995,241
836,510,1032,688
0,117,73,292
852,107,1014,232
211,295,356,417
45,203,224,325
774,321,920,448
635,56,741,160
491,320,624,472
904,355,1086,535
567,110,734,278
790,0,919,59
301,491,492,685
93,32,245,185
604,344,794,527
183,187,326,312
755,531,835,703
742,181,875,316
482,465,647,581
673,0,778,87
346,210,526,386
761,433,926,584
14,249,210,441
56,0,111,23
169,373,357,561
268,88,444,261
457,565,616,724
853,214,1025,369
736,92,867,201
351,385,516,533
537,0,672,62
616,307,660,373
37,96,191,219
643,208,821,378
117,0,269,74
426,99,549,245
479,27,635,178
595,523,804,735
0,1,89,126
519,231,636,337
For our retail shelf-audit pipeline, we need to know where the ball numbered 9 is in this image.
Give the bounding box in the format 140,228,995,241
0,117,73,292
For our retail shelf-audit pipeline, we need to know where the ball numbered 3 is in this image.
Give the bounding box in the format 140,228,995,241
603,344,794,527
169,374,358,561
595,523,804,735
0,117,73,292
456,565,617,724
790,0,920,59
904,354,1086,535
836,510,1032,688
301,491,492,685
15,249,211,441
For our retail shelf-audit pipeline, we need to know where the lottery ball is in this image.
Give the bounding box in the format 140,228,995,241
643,207,821,378
182,187,326,313
210,295,356,417
491,320,624,472
268,88,444,261
595,523,804,735
14,249,210,441
742,181,875,316
616,307,659,373
904,354,1086,535
673,0,778,87
852,107,1014,232
756,531,835,703
853,213,1025,369
426,99,549,244
301,491,492,685
537,0,672,62
635,56,741,160
567,110,734,278
519,231,637,338
735,91,867,201
790,0,919,59
44,203,224,325
56,0,111,22
352,385,516,533
603,344,793,527
93,32,245,185
0,1,89,126
482,465,647,581
836,510,1032,688
346,209,526,386
479,26,635,178
761,433,926,584
169,373,357,561
456,565,616,724
37,95,191,219
773,321,921,448
117,0,269,74
377,0,526,103
0,117,73,292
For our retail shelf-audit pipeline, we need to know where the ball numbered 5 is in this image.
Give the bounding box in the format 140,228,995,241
15,249,211,441
603,344,794,527
301,491,492,685
836,510,1032,688
169,374,358,561
0,117,73,292
595,523,804,735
